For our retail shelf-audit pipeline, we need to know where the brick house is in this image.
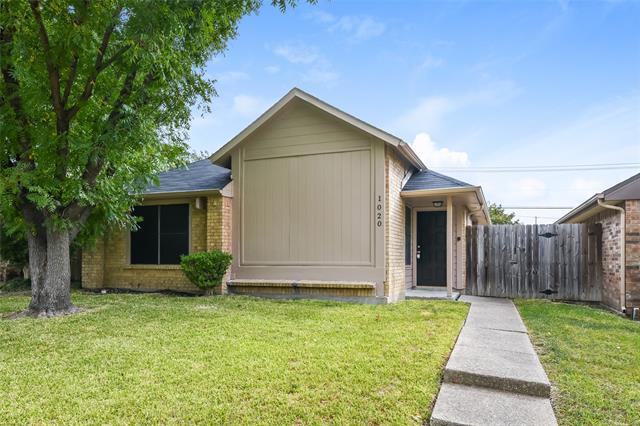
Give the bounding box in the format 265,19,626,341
557,173,640,314
82,88,490,303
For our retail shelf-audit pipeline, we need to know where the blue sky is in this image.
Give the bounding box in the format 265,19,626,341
190,0,640,223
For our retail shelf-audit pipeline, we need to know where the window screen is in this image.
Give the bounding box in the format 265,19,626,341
405,206,411,265
130,204,189,265
159,204,189,264
131,206,159,264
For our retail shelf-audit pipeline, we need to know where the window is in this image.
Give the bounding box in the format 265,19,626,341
131,204,189,264
405,206,411,265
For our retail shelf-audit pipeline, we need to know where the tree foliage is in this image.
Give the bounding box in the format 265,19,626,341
0,0,311,315
489,203,519,224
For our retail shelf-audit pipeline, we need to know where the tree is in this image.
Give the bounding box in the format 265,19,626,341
489,203,519,225
185,148,211,163
0,0,312,317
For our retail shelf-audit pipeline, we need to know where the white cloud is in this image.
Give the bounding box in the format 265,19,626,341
392,81,520,135
303,68,340,86
410,133,470,168
309,12,385,43
510,178,547,200
568,177,604,195
418,54,445,71
216,71,249,83
330,16,385,42
394,97,457,135
272,42,339,87
309,10,336,24
265,65,280,74
232,95,265,116
274,43,319,64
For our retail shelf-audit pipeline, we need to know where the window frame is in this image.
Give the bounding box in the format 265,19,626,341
404,205,412,266
128,203,192,266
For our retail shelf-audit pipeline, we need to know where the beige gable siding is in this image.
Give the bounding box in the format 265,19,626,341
230,98,385,286
243,150,372,265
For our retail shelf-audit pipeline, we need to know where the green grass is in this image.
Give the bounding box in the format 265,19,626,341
516,300,640,425
0,293,467,424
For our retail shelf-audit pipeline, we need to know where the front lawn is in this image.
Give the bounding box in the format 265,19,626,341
516,300,640,425
0,293,467,424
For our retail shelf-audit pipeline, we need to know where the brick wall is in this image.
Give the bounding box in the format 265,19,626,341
81,238,104,289
384,146,408,302
585,208,622,310
81,193,232,293
625,200,640,310
453,207,467,291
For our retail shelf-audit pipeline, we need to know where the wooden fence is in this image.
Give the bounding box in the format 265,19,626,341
466,224,602,301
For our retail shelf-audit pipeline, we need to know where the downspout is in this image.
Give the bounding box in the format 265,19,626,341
597,196,626,313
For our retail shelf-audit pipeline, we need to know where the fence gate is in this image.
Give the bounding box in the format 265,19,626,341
466,224,602,301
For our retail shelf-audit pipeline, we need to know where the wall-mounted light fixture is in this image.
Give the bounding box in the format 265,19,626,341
432,200,444,208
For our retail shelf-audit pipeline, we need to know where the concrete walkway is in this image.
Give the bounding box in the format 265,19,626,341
406,287,460,301
431,296,557,426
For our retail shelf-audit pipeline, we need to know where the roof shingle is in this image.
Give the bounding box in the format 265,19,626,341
402,169,472,192
145,159,231,194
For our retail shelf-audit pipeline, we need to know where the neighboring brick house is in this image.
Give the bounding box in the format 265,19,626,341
557,173,640,314
82,88,490,303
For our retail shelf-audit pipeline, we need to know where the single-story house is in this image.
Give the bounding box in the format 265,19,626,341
557,172,640,314
82,88,490,303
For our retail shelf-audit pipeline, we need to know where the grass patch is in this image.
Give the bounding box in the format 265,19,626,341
516,300,640,425
0,293,467,424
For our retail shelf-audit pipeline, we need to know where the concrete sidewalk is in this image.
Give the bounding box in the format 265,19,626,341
431,296,557,426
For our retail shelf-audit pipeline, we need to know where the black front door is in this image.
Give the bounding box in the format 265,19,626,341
416,211,446,286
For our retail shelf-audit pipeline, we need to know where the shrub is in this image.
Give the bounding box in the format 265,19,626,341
180,251,232,293
0,277,31,293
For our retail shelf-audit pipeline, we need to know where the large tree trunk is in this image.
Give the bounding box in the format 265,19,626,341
20,227,80,317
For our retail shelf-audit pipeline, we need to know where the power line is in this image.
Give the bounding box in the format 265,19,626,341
437,162,640,173
501,206,573,209
516,215,562,220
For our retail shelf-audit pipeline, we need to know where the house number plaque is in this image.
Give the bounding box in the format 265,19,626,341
376,195,383,227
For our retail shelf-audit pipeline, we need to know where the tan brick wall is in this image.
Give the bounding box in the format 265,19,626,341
384,146,408,302
453,207,467,291
81,194,231,293
206,195,233,293
81,237,104,289
625,200,640,310
227,280,377,300
585,208,622,310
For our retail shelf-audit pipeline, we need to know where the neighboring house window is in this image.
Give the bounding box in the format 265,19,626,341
131,204,189,265
405,206,411,265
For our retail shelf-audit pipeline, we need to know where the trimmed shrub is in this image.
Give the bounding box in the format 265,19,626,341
180,251,232,292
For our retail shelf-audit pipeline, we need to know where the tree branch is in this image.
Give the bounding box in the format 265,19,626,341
61,53,79,107
61,0,89,107
0,24,32,160
66,7,126,121
81,67,141,186
28,0,64,129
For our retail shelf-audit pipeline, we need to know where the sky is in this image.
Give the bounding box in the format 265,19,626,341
189,0,640,224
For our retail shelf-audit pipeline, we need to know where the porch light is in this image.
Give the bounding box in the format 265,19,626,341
432,201,444,208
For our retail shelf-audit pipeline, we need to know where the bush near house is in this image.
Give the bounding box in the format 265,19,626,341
517,300,640,425
180,251,232,293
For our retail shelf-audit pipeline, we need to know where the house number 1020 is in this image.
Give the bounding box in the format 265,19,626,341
376,196,383,227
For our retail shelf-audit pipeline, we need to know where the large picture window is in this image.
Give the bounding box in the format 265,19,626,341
131,204,189,265
405,206,411,265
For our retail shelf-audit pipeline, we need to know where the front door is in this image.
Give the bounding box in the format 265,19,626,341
416,211,446,286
